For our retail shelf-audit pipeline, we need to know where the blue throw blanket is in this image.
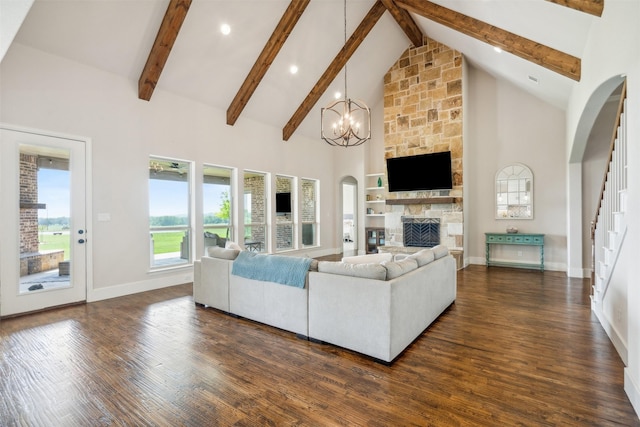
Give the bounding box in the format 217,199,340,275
231,251,312,288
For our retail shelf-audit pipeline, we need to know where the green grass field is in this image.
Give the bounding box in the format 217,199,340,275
38,231,187,257
38,233,71,260
151,231,185,254
38,227,241,258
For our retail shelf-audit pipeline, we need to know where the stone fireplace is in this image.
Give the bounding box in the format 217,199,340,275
379,35,464,267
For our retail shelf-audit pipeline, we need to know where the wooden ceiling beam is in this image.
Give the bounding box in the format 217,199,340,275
380,0,424,47
226,0,310,126
282,1,387,141
138,0,192,101
545,0,604,17
395,0,581,81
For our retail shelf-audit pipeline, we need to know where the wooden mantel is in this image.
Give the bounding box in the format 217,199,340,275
386,197,461,205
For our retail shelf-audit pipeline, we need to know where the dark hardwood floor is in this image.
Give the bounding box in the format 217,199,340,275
1,265,638,426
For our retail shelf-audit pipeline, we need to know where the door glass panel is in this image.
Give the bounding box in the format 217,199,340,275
243,171,266,252
203,165,233,250
19,145,72,294
302,178,318,247
275,175,294,251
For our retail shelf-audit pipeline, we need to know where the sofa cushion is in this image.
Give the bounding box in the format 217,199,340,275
432,245,449,259
407,248,436,267
318,261,387,280
207,246,240,260
342,252,392,264
382,258,419,280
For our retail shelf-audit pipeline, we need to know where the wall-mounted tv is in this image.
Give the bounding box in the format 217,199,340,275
276,192,291,214
386,151,453,192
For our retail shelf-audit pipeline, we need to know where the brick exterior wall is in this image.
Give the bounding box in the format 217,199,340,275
20,153,40,254
382,36,464,251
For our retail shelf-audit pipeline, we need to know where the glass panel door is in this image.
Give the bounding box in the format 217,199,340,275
1,128,87,316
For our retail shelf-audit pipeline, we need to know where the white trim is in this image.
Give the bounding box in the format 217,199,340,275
593,303,628,365
625,368,640,420
87,268,194,302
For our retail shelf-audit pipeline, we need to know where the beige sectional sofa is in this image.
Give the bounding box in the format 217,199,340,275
193,246,456,363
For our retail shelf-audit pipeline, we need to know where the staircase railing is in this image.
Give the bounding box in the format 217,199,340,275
591,80,627,304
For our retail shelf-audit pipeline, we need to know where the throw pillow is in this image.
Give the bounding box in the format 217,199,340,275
225,241,243,251
432,245,449,259
207,246,240,260
318,261,387,280
382,258,418,280
342,252,392,264
407,249,436,267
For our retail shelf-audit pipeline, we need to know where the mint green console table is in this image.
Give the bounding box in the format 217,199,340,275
485,233,545,271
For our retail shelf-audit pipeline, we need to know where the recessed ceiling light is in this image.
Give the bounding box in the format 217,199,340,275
220,23,231,35
289,65,298,75
334,92,341,99
494,47,502,53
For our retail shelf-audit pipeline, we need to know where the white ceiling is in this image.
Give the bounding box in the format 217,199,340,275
9,0,595,140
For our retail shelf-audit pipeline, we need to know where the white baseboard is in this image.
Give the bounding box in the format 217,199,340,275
593,303,628,365
87,268,193,303
625,368,640,421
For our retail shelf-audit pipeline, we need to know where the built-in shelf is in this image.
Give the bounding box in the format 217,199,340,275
385,197,460,205
20,202,46,209
366,213,385,217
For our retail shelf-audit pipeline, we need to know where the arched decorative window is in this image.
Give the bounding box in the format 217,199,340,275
495,164,533,219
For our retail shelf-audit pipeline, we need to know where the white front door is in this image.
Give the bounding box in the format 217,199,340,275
0,127,88,317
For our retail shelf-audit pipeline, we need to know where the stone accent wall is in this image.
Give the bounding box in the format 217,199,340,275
382,36,464,251
20,154,40,254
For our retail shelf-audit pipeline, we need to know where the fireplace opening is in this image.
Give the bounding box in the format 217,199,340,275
402,217,440,247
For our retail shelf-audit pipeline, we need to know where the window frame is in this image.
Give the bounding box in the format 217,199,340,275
148,156,193,270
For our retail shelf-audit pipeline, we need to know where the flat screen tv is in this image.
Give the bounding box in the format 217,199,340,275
276,192,291,214
386,151,453,192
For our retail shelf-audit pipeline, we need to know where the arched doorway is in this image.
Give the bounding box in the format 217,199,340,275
341,177,358,257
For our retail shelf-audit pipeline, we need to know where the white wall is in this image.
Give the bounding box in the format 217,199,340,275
465,65,567,270
0,43,354,301
563,0,640,417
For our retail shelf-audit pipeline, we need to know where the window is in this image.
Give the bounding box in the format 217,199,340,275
275,175,295,251
243,171,266,252
149,158,192,268
203,165,233,250
301,178,318,247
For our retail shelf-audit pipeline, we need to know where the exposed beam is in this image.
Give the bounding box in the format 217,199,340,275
545,0,604,17
138,0,192,101
395,0,581,82
226,0,310,126
380,0,424,47
282,1,387,141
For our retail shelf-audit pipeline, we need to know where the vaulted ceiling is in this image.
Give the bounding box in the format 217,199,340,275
10,0,599,141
